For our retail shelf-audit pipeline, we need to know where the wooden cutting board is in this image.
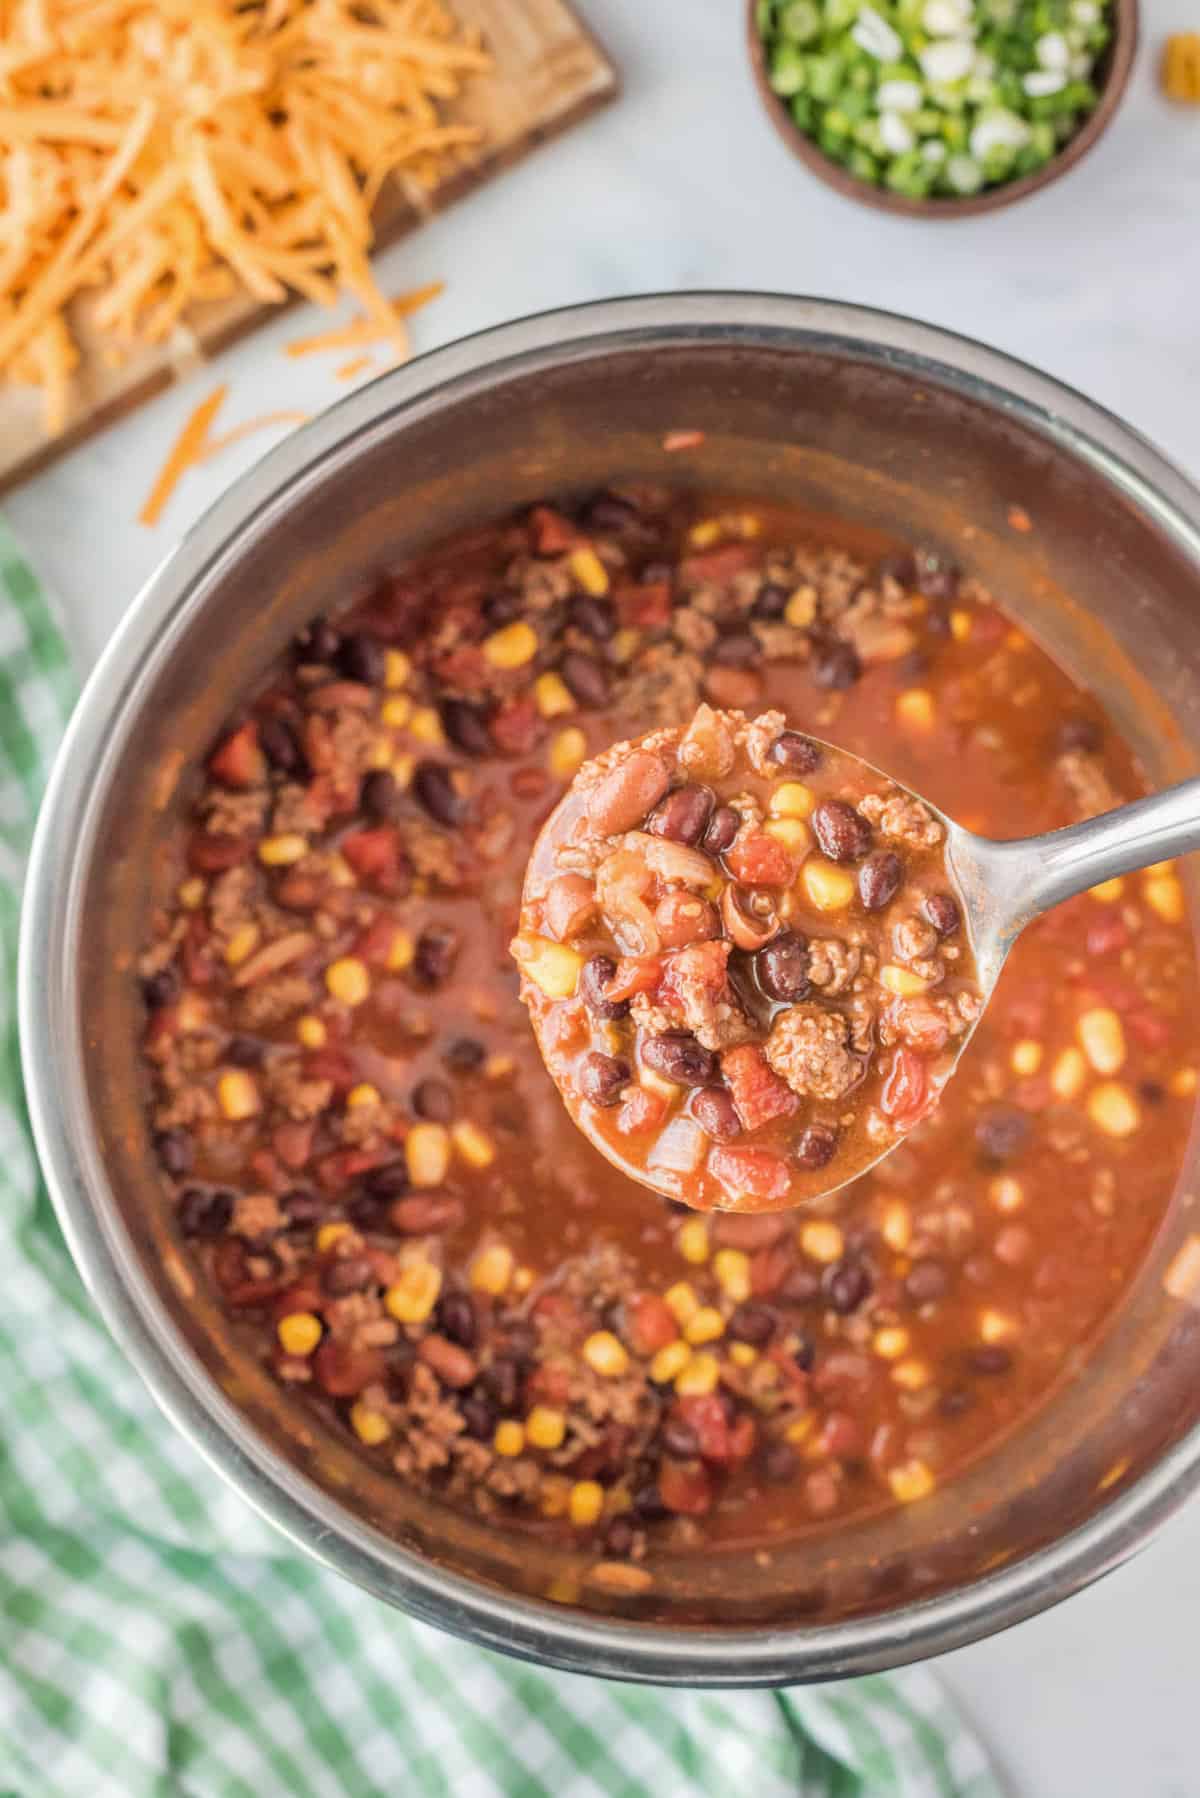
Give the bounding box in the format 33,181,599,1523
0,0,616,495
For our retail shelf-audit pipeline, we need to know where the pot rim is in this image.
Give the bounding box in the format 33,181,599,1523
20,293,1200,1685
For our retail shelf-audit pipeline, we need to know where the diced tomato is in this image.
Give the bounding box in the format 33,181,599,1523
186,831,251,874
721,1044,799,1132
273,1120,315,1170
432,644,489,691
525,1362,572,1405
313,1340,385,1397
1127,1008,1171,1050
657,1458,713,1516
315,1146,389,1191
272,1279,324,1324
489,696,541,756
616,1086,668,1136
725,831,796,888
707,1145,792,1206
248,1148,282,1191
1086,914,1129,958
749,1243,792,1296
353,914,401,966
341,826,406,894
528,505,578,555
658,940,730,1013
303,1047,357,1094
614,580,672,631
606,954,664,1003
208,721,263,789
884,995,950,1056
625,1294,679,1356
879,1047,934,1130
675,1394,758,1466
680,544,755,585
818,1411,863,1459
303,712,334,773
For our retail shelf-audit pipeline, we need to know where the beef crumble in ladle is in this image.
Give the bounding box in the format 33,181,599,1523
513,707,1199,1213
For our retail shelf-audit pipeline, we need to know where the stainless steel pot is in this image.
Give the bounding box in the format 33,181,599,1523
20,295,1200,1685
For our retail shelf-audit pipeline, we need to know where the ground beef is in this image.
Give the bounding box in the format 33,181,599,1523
272,780,327,837
154,1083,218,1131
741,708,789,778
200,788,267,838
858,789,944,850
764,1003,863,1102
614,646,702,728
807,937,862,996
236,974,315,1029
655,940,755,1052
406,819,471,890
265,1056,334,1120
231,1193,284,1238
1056,749,1119,821
208,866,256,942
892,915,940,965
672,606,718,654
750,620,811,662
389,1364,467,1478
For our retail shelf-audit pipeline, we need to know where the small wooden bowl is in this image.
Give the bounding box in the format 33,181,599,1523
746,0,1138,218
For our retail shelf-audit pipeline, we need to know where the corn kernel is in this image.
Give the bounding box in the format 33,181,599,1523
178,877,206,909
769,782,815,819
801,859,856,912
784,586,816,629
989,1176,1024,1213
316,1222,351,1253
568,546,610,596
582,1330,630,1377
277,1311,322,1357
535,672,575,718
259,833,308,867
494,1421,525,1457
881,1201,911,1253
381,695,412,729
979,1308,1015,1344
177,993,208,1034
221,922,259,967
327,854,355,888
512,1265,535,1295
384,649,411,689
569,1479,605,1527
889,1459,935,1504
365,735,392,771
664,1281,699,1325
949,609,971,642
391,753,415,786
296,1014,326,1049
892,1359,932,1391
1010,1039,1043,1077
1163,31,1200,102
712,1248,751,1303
526,1405,567,1450
539,1475,572,1517
346,1082,380,1109
326,956,370,1007
880,964,930,998
1078,1007,1126,1076
217,1069,260,1121
548,726,588,782
800,1220,844,1264
1050,1047,1086,1100
873,1326,910,1360
649,1340,691,1384
728,1342,758,1368
470,1241,515,1296
612,627,641,664
408,706,444,746
350,1403,391,1447
785,1412,816,1445
1088,1081,1140,1138
765,817,810,852
485,1053,515,1081
1145,875,1185,923
1090,877,1124,903
688,518,722,550
684,1307,726,1346
674,1351,720,1397
639,1065,679,1102
1147,859,1177,877
483,620,538,670
511,933,582,999
384,1259,442,1324
451,1120,495,1169
677,1218,710,1264
406,1121,451,1188
896,689,934,731
1170,1068,1198,1098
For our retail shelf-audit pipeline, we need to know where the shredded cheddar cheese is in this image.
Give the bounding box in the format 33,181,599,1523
139,386,310,527
0,2,487,433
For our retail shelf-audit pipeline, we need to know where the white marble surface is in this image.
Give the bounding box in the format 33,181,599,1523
7,1,1200,1791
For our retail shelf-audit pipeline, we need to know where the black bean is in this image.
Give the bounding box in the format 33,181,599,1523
792,1334,816,1371
578,1051,630,1107
811,799,872,863
647,784,713,847
482,591,520,630
569,594,616,640
413,925,460,988
859,851,902,913
727,1302,775,1345
324,1256,374,1296
504,1322,538,1364
690,1086,742,1141
154,1128,193,1176
757,931,811,1003
793,1124,838,1171
294,616,340,664
810,636,861,691
226,1035,263,1069
904,1259,949,1306
924,892,961,937
460,1395,497,1440
581,491,642,533
281,1188,322,1228
438,1291,478,1349
875,551,917,588
770,730,822,773
413,1077,454,1123
1141,1079,1167,1106
762,1441,799,1483
482,1358,521,1412
141,967,179,1009
631,1481,669,1521
259,716,305,775
604,1517,636,1556
975,1106,1030,1164
559,650,610,709
443,1035,487,1073
178,1186,232,1238
913,549,960,602
662,1417,700,1459
1056,715,1103,755
360,769,400,822
347,1193,389,1230
701,805,739,855
440,697,493,757
969,1345,1013,1375
413,761,465,827
640,1033,717,1086
896,648,931,683
365,1161,410,1200
338,632,385,685
579,954,630,1021
752,581,790,620
822,1259,872,1314
711,631,759,668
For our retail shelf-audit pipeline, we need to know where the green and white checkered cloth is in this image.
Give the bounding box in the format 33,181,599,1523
0,517,1003,1798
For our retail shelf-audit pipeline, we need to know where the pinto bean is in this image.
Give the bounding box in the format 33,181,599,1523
589,751,672,836
418,1335,478,1389
389,1193,465,1234
647,785,714,847
545,873,597,942
655,891,719,949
